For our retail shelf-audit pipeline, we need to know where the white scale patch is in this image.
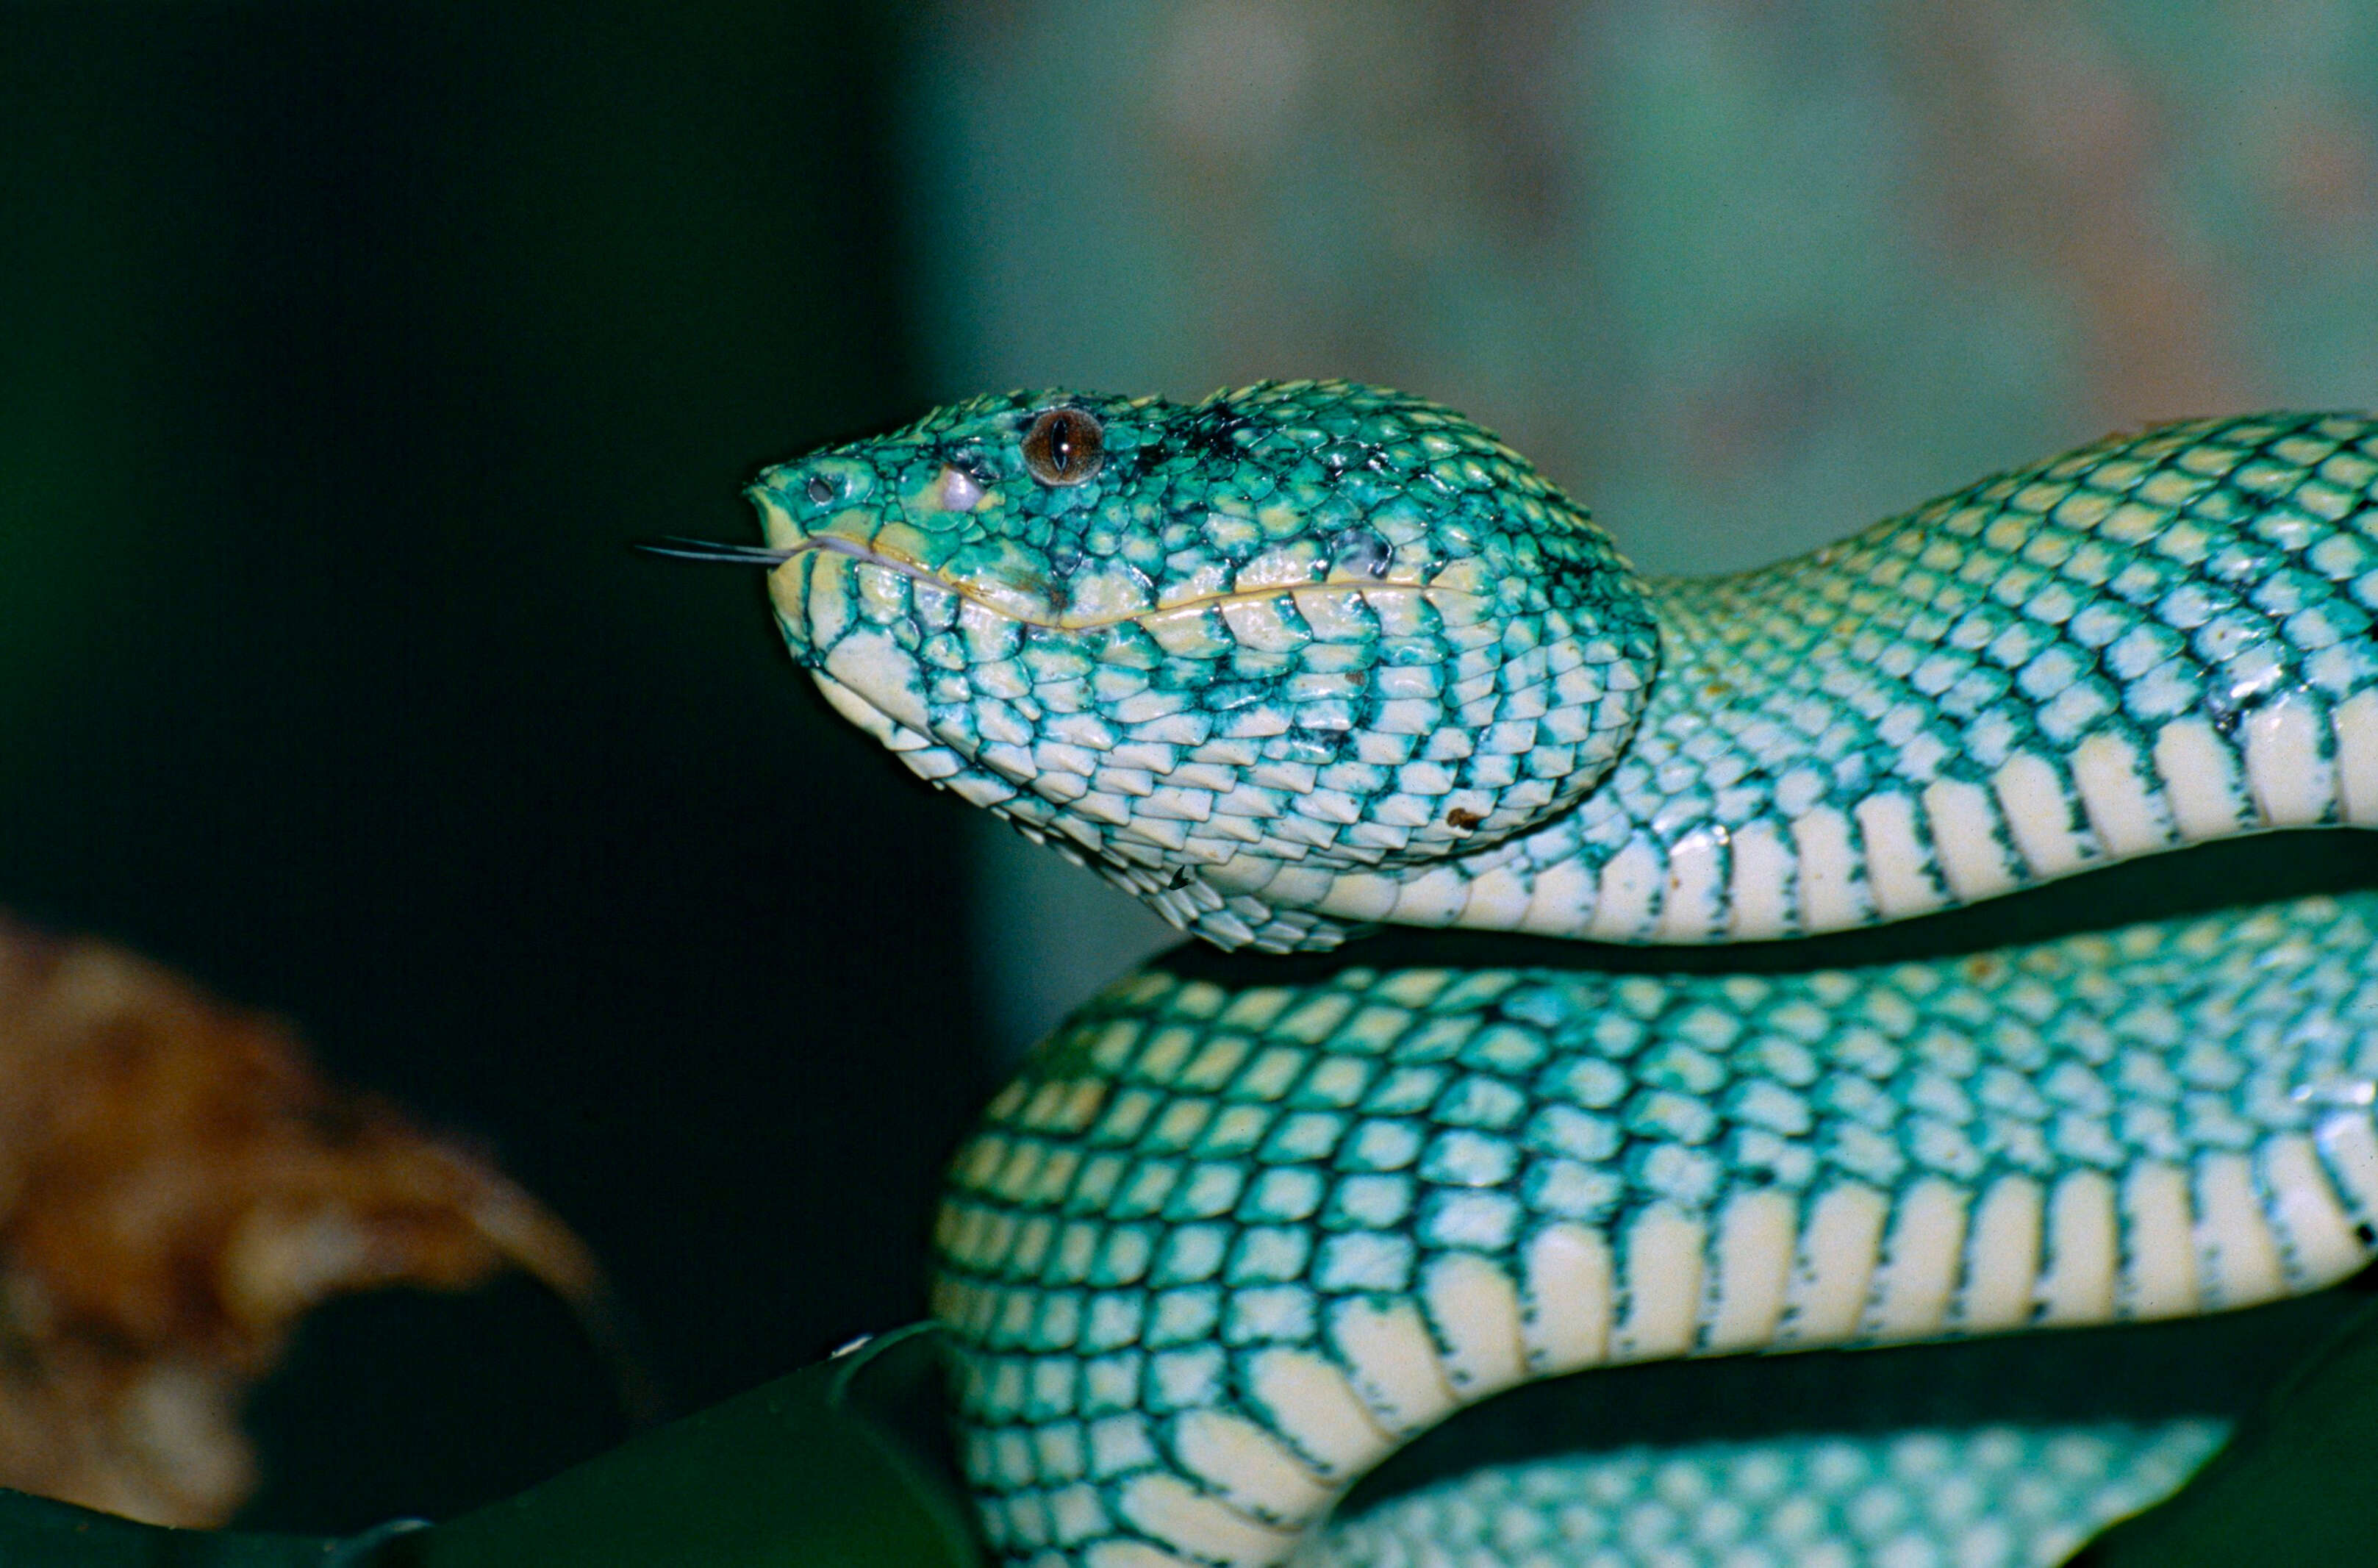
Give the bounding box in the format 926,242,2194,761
1959,1177,2044,1333
1786,1184,1890,1343
2194,1154,2285,1309
2243,693,2332,828
2119,1164,2200,1320
2263,1134,2364,1286
1696,1189,1790,1351
1170,1409,1333,1523
1521,1222,1614,1372
1326,1298,1457,1437
1615,1203,1708,1360
2036,1171,2118,1326
2068,733,2172,856
1922,778,2018,902
2333,690,2378,821
1868,1178,1969,1338
1242,1351,1393,1481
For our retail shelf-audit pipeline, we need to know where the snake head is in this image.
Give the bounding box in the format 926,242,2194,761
751,381,1659,951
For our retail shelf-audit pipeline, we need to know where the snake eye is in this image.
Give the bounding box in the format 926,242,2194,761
1329,526,1392,579
805,474,837,506
1023,408,1106,487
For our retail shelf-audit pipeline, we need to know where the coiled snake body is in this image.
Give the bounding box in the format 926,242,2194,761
739,385,2378,1566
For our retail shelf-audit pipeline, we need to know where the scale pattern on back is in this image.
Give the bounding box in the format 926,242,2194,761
932,895,2378,1566
1297,1422,2227,1568
1301,414,2378,946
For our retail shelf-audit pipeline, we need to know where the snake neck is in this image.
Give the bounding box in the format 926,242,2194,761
1246,412,2378,946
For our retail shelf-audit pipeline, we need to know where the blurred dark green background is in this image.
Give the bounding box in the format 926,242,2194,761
3,0,978,1528
4,0,2376,1539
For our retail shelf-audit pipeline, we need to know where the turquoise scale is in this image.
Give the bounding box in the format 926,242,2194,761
1300,1423,2226,1568
932,898,2378,1565
742,384,2378,1565
1443,413,2378,951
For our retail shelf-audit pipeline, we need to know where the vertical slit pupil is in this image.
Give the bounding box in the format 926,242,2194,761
1025,407,1103,484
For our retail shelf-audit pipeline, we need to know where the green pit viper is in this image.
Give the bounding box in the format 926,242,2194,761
684,383,2378,1567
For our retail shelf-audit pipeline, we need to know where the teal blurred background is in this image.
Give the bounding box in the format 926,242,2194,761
920,1,2378,1054
3,0,2376,1536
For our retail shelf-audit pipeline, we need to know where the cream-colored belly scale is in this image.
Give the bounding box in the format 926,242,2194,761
934,895,2378,1567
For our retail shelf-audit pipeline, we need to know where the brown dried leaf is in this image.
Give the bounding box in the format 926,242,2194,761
0,918,609,1526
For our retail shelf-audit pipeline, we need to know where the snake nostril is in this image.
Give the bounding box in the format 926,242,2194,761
805,474,836,507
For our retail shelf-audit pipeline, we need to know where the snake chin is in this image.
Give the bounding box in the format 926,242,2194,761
806,666,1362,951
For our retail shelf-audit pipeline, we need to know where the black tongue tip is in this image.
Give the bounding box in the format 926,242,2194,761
632,537,798,566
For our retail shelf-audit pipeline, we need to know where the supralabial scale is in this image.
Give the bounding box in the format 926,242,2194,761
676,382,2378,1567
